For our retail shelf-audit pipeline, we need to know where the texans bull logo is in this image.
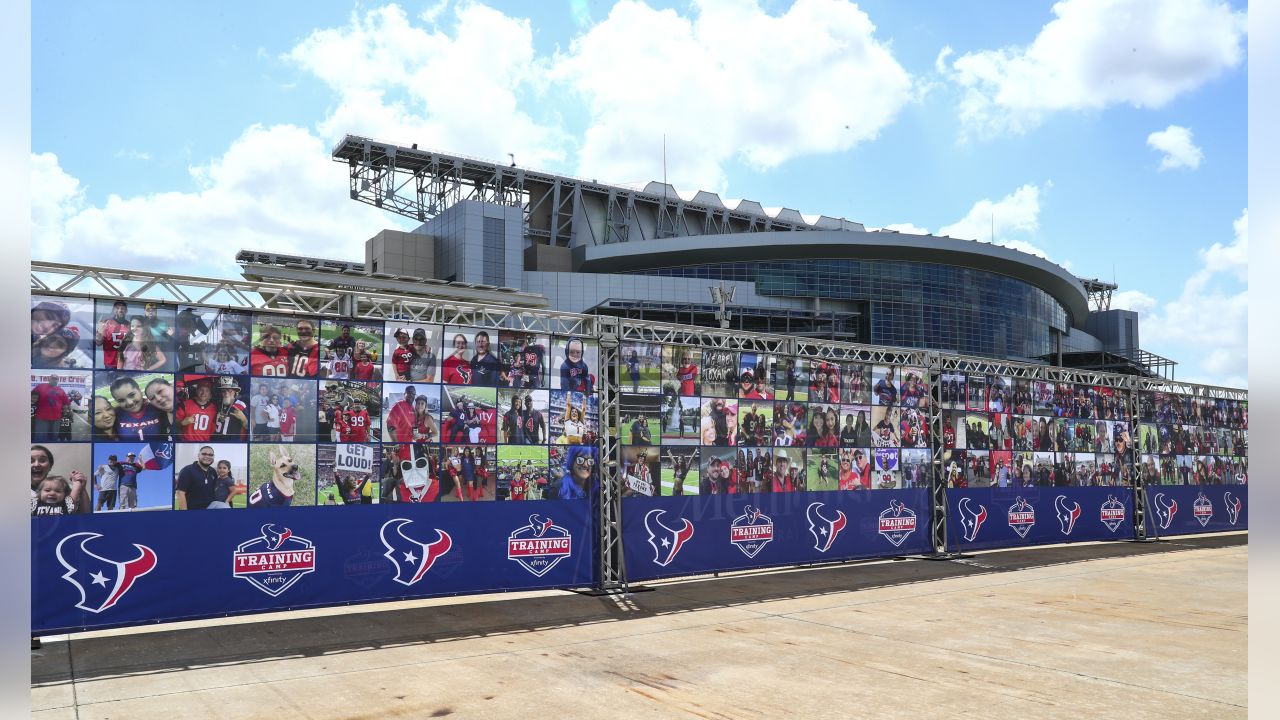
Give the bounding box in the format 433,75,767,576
877,500,917,548
1054,495,1081,536
380,519,453,587
1224,491,1242,526
1152,492,1177,530
1192,492,1214,527
957,497,987,543
729,505,774,558
507,514,573,577
644,509,694,567
806,502,847,553
55,532,158,613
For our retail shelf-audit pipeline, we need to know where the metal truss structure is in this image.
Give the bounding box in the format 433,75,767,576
32,261,597,338
332,135,862,248
925,353,950,555
33,261,1247,585
1081,278,1118,312
595,317,626,590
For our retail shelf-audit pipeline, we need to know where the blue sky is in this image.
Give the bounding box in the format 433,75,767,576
31,0,1248,386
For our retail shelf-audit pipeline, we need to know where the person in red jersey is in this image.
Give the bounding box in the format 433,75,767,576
389,329,414,380
509,469,529,500
286,319,320,377
97,300,131,369
442,333,472,384
176,378,219,442
214,376,248,441
352,350,377,381
250,324,289,376
385,385,419,443
279,397,298,442
343,402,371,442
410,396,438,443
31,375,70,441
677,352,698,395
329,403,347,442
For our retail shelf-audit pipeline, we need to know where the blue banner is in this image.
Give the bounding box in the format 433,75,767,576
622,489,932,582
946,486,1135,551
32,500,594,635
1143,484,1248,536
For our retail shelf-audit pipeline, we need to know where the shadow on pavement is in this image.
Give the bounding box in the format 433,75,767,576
32,533,1244,686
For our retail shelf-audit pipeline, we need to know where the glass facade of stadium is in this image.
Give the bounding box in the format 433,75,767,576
628,259,1069,360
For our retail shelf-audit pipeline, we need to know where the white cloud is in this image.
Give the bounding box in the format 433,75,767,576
881,223,930,234
940,0,1246,137
25,2,909,289
550,0,913,190
1110,289,1156,315
937,184,1056,260
286,3,570,167
31,152,85,260
1146,125,1203,170
114,149,153,161
1113,209,1247,386
31,125,400,278
568,0,593,28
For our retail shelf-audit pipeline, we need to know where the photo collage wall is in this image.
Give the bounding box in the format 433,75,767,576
1136,391,1248,486
939,375,1247,489
616,342,932,496
30,295,600,517
939,374,1137,488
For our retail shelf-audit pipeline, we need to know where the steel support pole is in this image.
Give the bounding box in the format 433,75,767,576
923,352,962,559
593,316,629,592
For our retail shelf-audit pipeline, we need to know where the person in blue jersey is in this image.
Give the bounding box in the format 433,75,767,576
470,331,502,387
445,397,469,444
559,338,594,393
555,445,597,500
109,376,170,441
626,350,641,392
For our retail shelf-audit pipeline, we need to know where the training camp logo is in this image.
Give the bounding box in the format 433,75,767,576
643,509,694,567
233,524,316,597
957,497,988,543
729,505,774,558
805,502,847,553
508,514,573,577
55,532,157,613
1100,495,1126,532
379,519,453,587
1152,492,1177,530
1007,497,1036,539
1054,495,1082,536
1193,492,1214,527
877,500,918,548
1224,491,1242,526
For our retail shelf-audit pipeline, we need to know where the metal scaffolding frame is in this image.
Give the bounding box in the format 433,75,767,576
330,135,861,249
595,316,626,590
32,261,1247,590
926,353,949,555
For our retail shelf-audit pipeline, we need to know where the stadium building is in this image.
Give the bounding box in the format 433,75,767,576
237,135,1174,378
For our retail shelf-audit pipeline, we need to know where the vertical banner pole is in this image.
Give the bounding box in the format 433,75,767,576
1125,377,1149,541
924,351,957,558
595,316,627,590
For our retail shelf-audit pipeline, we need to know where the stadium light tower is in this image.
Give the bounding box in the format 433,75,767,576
709,281,736,329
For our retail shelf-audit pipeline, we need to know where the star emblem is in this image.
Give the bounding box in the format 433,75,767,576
660,537,670,548
403,551,418,563
90,571,109,587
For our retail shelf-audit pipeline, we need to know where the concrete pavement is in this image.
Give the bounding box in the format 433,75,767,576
32,534,1247,719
